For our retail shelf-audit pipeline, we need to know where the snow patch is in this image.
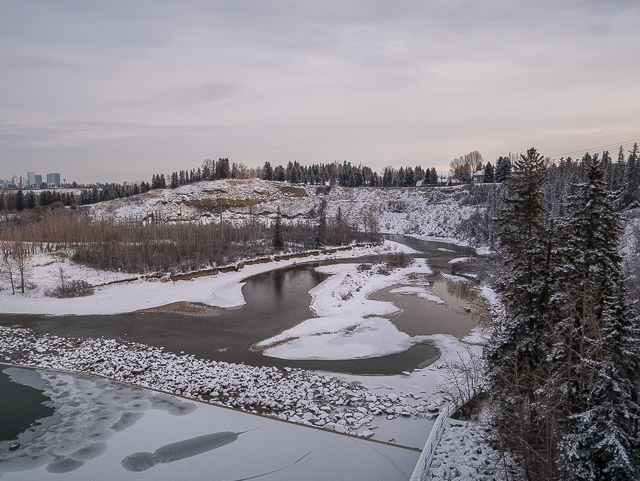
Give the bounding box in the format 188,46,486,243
256,257,433,360
263,318,427,360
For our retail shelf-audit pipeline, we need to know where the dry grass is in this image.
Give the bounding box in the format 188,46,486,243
137,301,220,316
277,185,308,197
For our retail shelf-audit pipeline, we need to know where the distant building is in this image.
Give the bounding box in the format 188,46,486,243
27,172,36,187
20,175,27,188
35,174,42,187
472,169,485,184
12,175,19,187
47,173,61,188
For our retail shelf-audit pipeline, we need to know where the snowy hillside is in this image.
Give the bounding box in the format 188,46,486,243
87,179,481,245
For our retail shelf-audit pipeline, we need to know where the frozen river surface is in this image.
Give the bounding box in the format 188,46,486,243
0,366,419,481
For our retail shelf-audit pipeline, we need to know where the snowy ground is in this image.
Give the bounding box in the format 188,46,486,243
428,419,509,480
0,366,419,481
0,241,408,316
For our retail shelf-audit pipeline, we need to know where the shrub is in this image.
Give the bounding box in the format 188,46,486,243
50,279,94,298
385,252,411,269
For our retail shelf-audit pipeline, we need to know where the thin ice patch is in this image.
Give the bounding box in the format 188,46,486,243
68,442,108,461
46,458,84,473
121,431,239,471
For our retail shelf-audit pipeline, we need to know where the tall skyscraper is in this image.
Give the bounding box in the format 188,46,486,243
27,172,36,187
47,173,61,188
35,174,42,187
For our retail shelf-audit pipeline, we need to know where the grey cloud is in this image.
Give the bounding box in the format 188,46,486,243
138,83,243,109
0,121,232,148
1,0,639,181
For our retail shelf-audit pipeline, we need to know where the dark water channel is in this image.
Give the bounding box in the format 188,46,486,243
0,366,54,443
0,236,477,376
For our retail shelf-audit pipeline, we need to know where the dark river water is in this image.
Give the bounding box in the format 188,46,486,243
0,236,476,376
0,366,55,443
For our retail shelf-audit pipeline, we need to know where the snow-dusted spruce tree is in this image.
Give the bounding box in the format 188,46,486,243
494,155,512,183
272,207,284,251
313,199,328,248
553,155,640,480
484,162,495,183
486,148,556,480
622,143,639,207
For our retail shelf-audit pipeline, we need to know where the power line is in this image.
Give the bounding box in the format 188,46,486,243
550,137,640,158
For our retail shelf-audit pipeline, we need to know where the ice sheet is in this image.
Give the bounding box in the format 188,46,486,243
0,368,420,481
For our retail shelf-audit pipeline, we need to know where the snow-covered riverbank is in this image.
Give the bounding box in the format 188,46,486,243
0,241,409,316
0,325,448,447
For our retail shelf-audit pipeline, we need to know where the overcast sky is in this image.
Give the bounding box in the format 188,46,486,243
2,0,640,183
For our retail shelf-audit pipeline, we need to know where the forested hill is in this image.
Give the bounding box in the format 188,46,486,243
86,178,491,246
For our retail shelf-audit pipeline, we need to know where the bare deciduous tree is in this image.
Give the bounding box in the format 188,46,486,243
439,345,485,414
450,151,484,183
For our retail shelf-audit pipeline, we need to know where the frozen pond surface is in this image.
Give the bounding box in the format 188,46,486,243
0,366,419,481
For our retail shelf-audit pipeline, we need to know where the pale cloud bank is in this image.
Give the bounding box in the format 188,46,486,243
1,0,639,182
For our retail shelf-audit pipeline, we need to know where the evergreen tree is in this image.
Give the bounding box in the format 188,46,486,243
623,143,639,206
485,148,554,478
495,156,512,182
313,199,328,248
602,150,612,187
555,156,640,480
272,207,284,250
202,163,211,181
290,161,301,183
15,189,25,211
273,165,285,182
26,191,37,209
484,162,495,183
403,167,415,187
262,161,273,181
382,168,393,187
216,158,230,179
395,167,405,187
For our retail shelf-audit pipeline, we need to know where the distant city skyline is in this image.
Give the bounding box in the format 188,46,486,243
3,170,60,188
1,1,639,183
